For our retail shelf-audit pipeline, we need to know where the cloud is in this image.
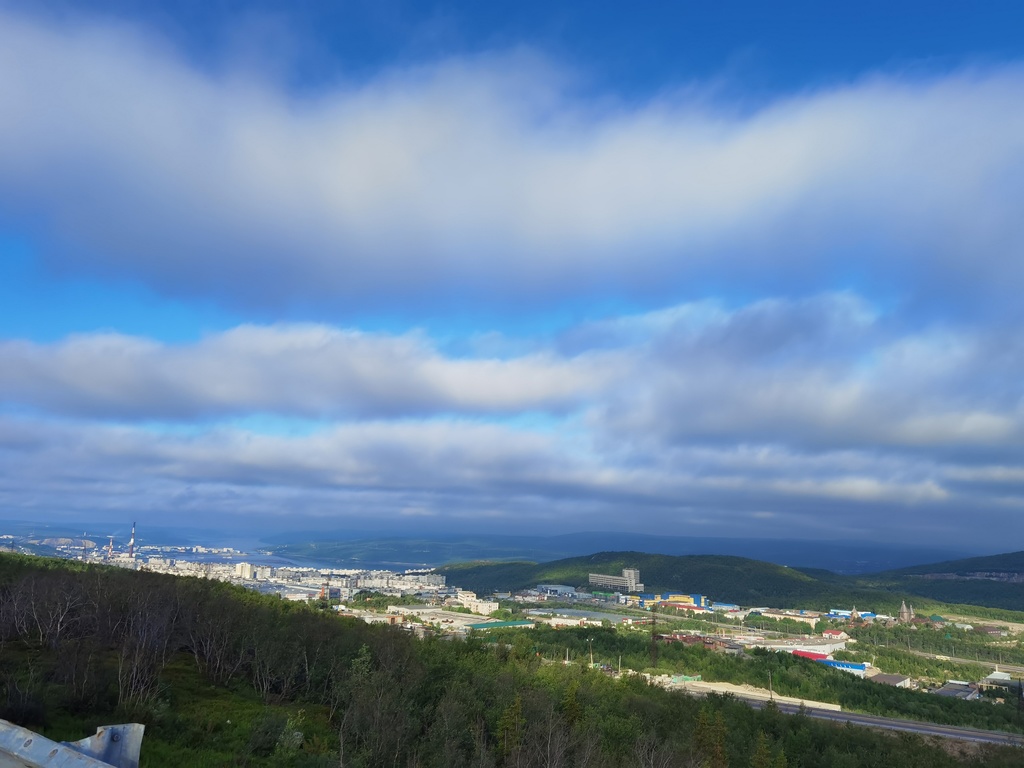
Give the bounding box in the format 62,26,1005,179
590,295,1024,457
2,294,1022,462
0,410,1012,545
2,293,1023,545
0,324,604,419
0,8,1020,546
1,10,1023,312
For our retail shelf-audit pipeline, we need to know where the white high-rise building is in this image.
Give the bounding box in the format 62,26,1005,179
235,562,256,579
588,568,644,593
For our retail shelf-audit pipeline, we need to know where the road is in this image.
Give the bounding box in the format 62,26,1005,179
745,700,1024,746
906,648,1024,675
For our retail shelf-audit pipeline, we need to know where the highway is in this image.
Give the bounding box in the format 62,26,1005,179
745,699,1024,746
905,648,1024,675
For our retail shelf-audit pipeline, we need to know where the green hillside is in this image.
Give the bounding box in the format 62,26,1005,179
884,550,1024,577
440,551,902,611
6,552,1018,766
442,550,1024,616
855,551,1024,612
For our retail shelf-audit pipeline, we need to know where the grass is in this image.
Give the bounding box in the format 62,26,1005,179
18,651,340,767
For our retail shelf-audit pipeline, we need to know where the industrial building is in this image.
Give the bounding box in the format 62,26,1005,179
870,674,913,689
754,608,821,628
933,682,980,700
822,629,849,641
588,568,643,593
537,584,577,597
621,592,711,611
466,620,535,631
745,638,848,656
819,659,868,677
453,590,499,615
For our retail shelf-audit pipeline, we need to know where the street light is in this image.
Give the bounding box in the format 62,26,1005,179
588,637,594,667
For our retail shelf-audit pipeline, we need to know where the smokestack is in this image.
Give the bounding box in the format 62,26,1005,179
128,522,136,558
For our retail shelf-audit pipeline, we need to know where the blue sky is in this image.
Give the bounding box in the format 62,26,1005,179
1,1,1024,548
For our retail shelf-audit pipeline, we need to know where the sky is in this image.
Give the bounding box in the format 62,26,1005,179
1,1,1023,549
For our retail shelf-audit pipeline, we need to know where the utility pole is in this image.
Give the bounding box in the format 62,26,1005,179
1017,675,1023,725
588,638,594,667
649,603,659,668
768,670,773,702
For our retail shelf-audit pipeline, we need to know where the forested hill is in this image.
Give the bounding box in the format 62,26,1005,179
441,550,1024,614
884,550,1024,577
439,552,900,611
855,551,1024,611
6,552,1018,766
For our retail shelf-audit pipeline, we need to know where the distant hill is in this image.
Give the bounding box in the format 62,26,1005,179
884,550,1024,577
857,551,1024,611
269,537,1024,613
439,551,900,611
265,532,970,574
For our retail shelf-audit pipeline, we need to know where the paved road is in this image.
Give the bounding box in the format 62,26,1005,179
906,648,1024,675
745,700,1024,746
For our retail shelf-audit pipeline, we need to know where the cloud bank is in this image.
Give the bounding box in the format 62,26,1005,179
0,325,603,419
1,10,1023,312
1,295,1022,545
1,9,1022,547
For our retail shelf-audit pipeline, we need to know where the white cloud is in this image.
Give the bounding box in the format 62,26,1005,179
2,294,1022,462
0,11,1023,309
0,324,605,418
0,7,1021,544
591,295,1024,454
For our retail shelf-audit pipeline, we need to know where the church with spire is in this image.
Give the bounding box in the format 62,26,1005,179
898,600,915,623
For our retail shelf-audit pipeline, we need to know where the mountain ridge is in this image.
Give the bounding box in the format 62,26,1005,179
440,549,1024,615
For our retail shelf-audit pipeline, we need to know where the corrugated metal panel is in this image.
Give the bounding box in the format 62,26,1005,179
0,720,144,768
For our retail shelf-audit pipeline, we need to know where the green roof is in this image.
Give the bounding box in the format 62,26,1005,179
466,620,535,630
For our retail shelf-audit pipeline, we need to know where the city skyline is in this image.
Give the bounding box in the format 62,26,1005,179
1,2,1024,548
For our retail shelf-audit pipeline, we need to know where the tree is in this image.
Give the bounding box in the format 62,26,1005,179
693,707,728,768
751,731,773,768
498,693,524,761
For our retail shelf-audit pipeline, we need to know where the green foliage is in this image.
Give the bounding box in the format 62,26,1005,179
488,625,1024,736
835,647,986,683
744,614,819,636
694,707,729,768
850,623,1024,668
886,551,1024,577
442,550,1024,616
751,730,775,768
355,591,423,611
2,552,1023,767
863,550,1024,613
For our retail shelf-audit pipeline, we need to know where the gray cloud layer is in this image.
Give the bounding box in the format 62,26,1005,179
1,11,1022,546
1,295,1022,545
1,11,1024,311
